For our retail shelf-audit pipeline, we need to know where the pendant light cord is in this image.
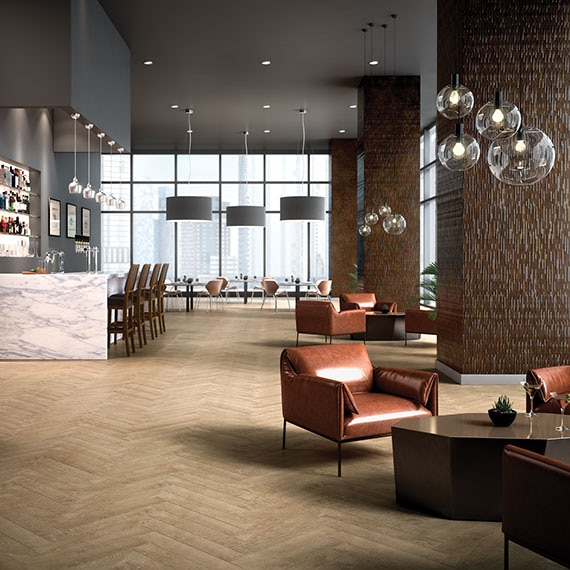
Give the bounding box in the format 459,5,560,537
187,109,193,184
391,14,398,74
382,24,388,75
243,131,249,187
362,28,367,76
86,125,91,185
300,110,307,191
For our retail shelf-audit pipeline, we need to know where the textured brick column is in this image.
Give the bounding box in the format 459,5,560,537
357,75,421,310
330,138,358,297
437,0,570,380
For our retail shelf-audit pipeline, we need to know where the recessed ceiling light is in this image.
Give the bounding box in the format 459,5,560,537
143,60,153,65
264,129,271,133
338,130,346,134
261,60,271,66
171,104,179,109
368,60,379,66
263,104,271,109
349,104,357,109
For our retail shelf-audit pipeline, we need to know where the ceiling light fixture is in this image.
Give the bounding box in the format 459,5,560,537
437,122,480,171
171,104,179,109
263,104,271,109
95,132,107,204
487,124,555,185
350,104,357,109
166,108,213,221
68,113,83,194
368,23,379,66
475,90,521,140
280,109,325,222
116,147,126,209
226,132,266,227
261,60,271,66
391,14,398,74
82,123,95,199
264,129,271,133
106,140,117,207
436,73,475,119
143,60,153,65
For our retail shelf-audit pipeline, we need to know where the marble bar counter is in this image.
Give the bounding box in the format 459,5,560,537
0,272,125,360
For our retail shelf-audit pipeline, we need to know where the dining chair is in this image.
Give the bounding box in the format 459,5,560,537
260,278,291,312
218,276,239,303
196,279,225,311
305,279,332,301
133,263,151,347
252,277,271,302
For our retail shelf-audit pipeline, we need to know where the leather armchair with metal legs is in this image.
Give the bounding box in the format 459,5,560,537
295,300,366,345
280,344,438,476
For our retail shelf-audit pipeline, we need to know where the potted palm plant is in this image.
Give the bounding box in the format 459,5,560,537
411,261,437,319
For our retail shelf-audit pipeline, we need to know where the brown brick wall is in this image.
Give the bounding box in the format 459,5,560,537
437,0,570,374
357,76,421,311
330,138,358,297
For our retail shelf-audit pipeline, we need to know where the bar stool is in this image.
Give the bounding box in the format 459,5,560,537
157,262,170,334
144,263,161,340
133,263,151,347
107,263,139,356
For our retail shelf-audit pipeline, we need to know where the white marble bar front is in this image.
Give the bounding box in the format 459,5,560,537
0,272,123,360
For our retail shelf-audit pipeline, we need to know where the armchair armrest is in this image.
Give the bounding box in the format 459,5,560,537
281,373,357,440
502,445,570,568
373,367,438,415
331,308,366,335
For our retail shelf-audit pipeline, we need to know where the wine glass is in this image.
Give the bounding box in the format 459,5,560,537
549,392,570,431
520,380,542,417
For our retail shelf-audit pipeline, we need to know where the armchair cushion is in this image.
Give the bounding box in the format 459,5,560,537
374,367,438,409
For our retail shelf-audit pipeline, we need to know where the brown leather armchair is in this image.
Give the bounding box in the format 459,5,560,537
526,366,570,415
404,308,437,345
280,344,438,476
295,300,366,346
502,445,570,568
339,293,397,313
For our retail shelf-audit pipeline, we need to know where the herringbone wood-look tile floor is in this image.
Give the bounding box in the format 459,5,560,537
0,300,561,568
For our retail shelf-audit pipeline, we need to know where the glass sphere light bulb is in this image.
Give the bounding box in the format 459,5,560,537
358,224,372,237
449,90,460,105
515,139,527,153
365,212,379,225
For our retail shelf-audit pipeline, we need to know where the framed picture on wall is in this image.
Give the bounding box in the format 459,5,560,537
66,203,77,239
81,207,91,237
49,198,61,237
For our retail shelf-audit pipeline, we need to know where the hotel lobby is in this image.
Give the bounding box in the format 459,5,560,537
1,0,569,567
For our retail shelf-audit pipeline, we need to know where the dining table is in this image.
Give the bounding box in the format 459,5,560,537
172,280,206,312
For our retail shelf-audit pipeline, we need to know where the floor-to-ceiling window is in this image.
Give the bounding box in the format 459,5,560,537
101,153,331,282
420,124,437,306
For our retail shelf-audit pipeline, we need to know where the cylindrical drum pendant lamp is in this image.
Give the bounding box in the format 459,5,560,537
166,196,212,221
280,196,325,221
226,205,266,227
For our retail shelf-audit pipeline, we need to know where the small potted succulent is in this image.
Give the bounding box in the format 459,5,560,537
488,394,517,427
380,304,390,314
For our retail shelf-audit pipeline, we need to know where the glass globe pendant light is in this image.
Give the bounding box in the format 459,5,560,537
383,213,406,235
438,122,480,171
358,224,372,237
364,211,379,225
378,203,391,217
436,73,474,119
476,91,521,140
487,124,555,186
95,132,107,204
68,113,83,194
82,123,96,199
106,140,117,208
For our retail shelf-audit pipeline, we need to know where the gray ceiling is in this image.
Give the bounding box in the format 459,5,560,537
97,0,437,154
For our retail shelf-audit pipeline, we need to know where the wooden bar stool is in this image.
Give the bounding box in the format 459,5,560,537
107,264,139,356
144,263,162,340
157,262,169,334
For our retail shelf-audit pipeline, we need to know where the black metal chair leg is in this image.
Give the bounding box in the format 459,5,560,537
296,333,299,346
282,420,287,449
337,442,342,476
504,536,509,570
